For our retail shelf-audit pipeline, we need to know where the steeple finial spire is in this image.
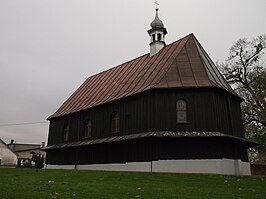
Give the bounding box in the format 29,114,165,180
150,3,164,28
147,6,168,56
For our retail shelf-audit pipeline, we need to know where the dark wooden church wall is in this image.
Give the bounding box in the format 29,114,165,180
46,137,248,165
47,92,157,145
77,91,157,138
47,88,245,145
153,89,244,136
228,98,245,138
48,116,69,145
46,139,153,165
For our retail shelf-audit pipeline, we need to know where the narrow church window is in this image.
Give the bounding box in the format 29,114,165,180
63,125,70,141
177,99,187,123
158,33,162,41
111,112,120,133
152,34,156,42
84,120,92,138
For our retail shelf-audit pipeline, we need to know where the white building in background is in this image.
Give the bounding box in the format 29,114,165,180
0,139,17,167
7,139,46,167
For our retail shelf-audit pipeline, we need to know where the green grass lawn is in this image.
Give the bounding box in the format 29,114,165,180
0,168,265,199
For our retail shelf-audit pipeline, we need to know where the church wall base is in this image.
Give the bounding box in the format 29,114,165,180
45,158,251,176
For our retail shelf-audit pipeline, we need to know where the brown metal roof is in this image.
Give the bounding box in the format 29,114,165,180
43,131,257,150
48,34,236,119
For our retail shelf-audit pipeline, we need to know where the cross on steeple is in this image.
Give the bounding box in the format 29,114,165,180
154,1,159,8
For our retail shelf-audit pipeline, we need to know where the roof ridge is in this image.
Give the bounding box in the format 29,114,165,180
87,34,194,80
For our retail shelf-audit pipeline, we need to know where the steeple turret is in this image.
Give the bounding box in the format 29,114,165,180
147,8,167,56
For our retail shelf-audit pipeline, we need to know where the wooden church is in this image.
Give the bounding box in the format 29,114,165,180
44,9,256,175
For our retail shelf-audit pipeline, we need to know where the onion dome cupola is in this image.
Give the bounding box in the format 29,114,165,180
147,8,168,56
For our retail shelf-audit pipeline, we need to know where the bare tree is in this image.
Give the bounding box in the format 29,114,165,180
219,35,266,163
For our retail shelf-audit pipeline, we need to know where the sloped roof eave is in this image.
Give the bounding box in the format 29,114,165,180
43,131,257,150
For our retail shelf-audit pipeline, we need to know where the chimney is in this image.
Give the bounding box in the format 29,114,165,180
41,142,45,148
9,139,15,151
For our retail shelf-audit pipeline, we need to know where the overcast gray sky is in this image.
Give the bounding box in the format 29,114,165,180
0,0,265,145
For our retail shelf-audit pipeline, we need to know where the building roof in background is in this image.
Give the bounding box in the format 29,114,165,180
7,143,42,152
49,33,236,119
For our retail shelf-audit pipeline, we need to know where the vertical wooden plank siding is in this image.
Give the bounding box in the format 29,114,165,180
46,137,249,165
48,88,245,146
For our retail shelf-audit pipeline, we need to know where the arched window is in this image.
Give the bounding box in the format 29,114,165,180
111,112,120,133
152,34,156,42
177,99,187,123
158,33,162,41
84,120,92,138
63,124,70,141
